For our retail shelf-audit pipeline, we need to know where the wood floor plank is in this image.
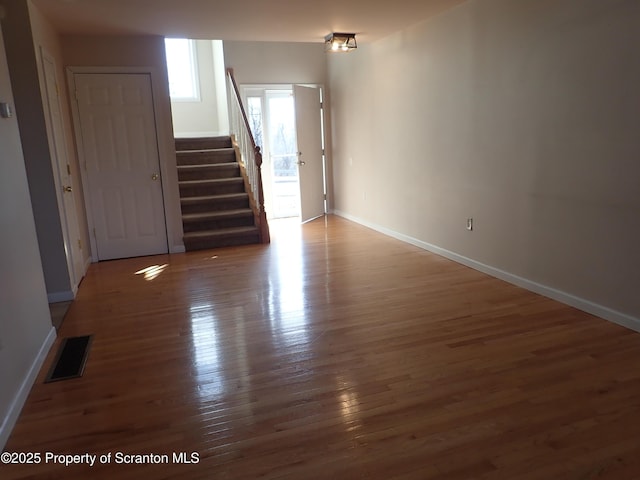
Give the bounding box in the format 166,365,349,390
3,215,640,479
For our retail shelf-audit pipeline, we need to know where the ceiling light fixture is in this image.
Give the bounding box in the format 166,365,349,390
325,32,357,52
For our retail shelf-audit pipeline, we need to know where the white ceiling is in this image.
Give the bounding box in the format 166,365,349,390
32,0,465,44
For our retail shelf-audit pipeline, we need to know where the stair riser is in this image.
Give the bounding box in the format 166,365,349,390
177,165,240,181
183,216,256,232
180,182,245,197
184,234,260,251
177,151,236,166
181,197,250,214
176,137,232,150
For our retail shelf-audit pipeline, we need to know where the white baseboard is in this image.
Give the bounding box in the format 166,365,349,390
47,290,74,303
333,210,640,333
302,214,325,225
0,326,56,450
171,244,186,254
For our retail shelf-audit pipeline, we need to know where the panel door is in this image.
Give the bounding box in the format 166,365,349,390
293,85,325,223
75,73,168,260
41,49,84,287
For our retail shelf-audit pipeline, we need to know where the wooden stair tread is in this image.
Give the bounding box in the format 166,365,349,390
175,136,230,142
180,193,248,204
177,163,238,170
175,136,232,150
176,148,236,166
183,226,259,239
179,177,243,186
176,147,235,154
182,209,254,222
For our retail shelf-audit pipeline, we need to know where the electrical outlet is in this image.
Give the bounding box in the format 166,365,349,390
467,218,473,231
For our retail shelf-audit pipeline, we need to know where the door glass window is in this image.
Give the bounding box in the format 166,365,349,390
267,95,297,175
266,92,299,218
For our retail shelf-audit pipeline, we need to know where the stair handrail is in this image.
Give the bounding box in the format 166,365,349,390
226,67,270,244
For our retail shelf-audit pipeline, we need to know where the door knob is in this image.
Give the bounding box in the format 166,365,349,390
151,173,159,181
63,186,72,193
297,160,306,166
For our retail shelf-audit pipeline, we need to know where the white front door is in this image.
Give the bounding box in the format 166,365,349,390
75,73,168,260
293,85,325,223
41,49,84,288
264,90,300,219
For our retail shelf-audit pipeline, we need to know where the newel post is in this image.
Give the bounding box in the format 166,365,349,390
255,146,270,244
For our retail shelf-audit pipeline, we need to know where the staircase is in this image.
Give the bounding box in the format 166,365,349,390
176,136,261,251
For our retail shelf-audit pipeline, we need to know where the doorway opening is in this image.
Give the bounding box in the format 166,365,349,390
243,85,327,222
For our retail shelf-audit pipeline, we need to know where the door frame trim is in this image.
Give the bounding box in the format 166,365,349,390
67,66,178,262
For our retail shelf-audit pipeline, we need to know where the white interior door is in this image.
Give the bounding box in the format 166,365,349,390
41,49,84,289
293,85,325,222
75,73,168,260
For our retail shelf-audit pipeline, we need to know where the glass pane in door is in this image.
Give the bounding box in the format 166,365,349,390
267,93,300,218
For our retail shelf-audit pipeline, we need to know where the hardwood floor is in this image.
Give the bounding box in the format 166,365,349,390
4,215,640,479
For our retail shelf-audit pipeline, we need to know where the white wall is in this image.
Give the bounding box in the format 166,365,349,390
223,41,327,85
0,0,73,299
329,0,640,324
0,19,56,450
171,39,229,138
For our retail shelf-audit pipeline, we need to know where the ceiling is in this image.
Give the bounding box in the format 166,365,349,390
32,0,466,44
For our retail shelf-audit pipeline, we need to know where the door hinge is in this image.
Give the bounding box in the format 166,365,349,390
322,148,325,156
67,164,71,175
78,239,82,250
